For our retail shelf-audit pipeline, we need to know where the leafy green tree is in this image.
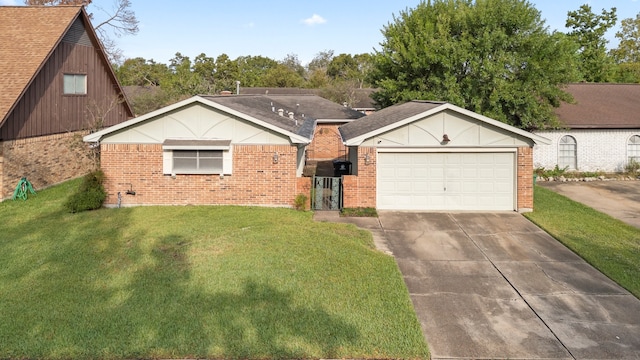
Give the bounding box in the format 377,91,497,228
566,4,617,82
214,53,240,92
235,55,278,87
262,64,305,87
611,13,640,64
370,0,579,130
115,57,170,86
192,53,216,93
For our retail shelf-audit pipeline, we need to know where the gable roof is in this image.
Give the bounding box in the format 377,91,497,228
340,100,551,146
556,83,640,129
0,6,133,124
84,94,364,144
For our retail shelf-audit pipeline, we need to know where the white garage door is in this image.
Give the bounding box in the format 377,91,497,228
377,152,515,211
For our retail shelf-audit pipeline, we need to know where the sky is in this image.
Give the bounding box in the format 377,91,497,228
2,0,639,65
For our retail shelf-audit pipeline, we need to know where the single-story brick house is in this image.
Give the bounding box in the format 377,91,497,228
83,94,364,207
339,101,549,212
86,95,548,212
0,6,133,199
534,83,640,173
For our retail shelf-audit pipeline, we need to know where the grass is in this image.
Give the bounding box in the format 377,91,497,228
340,207,378,217
0,179,428,360
525,185,640,298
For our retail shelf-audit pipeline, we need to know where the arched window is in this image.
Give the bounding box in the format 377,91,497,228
558,135,577,170
628,135,640,163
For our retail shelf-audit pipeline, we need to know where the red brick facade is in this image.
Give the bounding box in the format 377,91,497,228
0,132,95,199
100,143,305,207
342,147,377,208
517,146,534,211
307,123,347,160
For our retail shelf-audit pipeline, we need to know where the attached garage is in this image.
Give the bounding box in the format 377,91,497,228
377,151,514,210
339,101,551,212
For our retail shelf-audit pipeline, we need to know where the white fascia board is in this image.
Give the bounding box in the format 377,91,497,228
315,119,356,124
444,103,552,145
343,103,552,146
83,96,204,143
84,96,310,145
343,105,447,146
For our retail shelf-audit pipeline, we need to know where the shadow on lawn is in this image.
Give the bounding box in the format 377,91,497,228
0,207,359,359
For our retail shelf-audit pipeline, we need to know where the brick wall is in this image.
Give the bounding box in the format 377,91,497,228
342,147,377,208
517,147,534,212
0,132,95,199
100,143,303,207
307,123,347,160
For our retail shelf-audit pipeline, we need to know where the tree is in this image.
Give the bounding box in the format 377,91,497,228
115,57,170,86
611,13,640,64
566,4,617,82
25,0,139,63
370,0,579,130
262,64,305,88
235,55,278,87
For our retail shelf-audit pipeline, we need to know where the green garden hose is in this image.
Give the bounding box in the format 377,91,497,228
12,177,36,201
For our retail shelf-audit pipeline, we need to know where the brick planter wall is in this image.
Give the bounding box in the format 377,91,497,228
100,143,302,207
0,132,95,199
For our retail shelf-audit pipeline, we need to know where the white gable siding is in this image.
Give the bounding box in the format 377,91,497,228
360,110,532,147
533,129,640,172
100,103,291,145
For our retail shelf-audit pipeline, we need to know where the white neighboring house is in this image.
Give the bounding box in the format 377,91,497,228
534,83,640,173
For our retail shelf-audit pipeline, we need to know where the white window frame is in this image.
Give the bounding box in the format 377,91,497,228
558,135,577,170
63,74,87,95
628,135,640,163
162,139,232,175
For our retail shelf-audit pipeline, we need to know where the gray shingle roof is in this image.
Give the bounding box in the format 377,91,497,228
556,83,640,129
202,94,364,139
340,100,444,141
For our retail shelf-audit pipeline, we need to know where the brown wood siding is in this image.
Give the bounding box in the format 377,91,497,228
1,41,131,140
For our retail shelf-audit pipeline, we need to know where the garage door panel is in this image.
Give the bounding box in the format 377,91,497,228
377,152,515,211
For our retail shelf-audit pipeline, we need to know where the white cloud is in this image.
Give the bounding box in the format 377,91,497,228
302,14,327,26
0,0,18,5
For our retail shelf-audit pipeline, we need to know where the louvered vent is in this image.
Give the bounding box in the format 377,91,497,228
62,17,93,47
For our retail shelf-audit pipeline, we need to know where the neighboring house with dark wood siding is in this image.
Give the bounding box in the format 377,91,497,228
0,6,133,199
534,83,640,173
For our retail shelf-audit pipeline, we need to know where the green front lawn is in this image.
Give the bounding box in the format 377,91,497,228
525,185,640,298
0,179,428,359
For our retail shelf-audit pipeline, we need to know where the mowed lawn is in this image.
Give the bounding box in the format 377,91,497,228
0,179,429,360
525,185,640,298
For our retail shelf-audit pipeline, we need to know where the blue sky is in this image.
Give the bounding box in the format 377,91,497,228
2,0,639,64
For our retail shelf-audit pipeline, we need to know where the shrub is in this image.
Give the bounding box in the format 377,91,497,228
64,170,107,213
625,159,640,174
293,193,308,211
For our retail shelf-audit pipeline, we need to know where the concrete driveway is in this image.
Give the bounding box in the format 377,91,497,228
379,212,640,360
538,181,640,229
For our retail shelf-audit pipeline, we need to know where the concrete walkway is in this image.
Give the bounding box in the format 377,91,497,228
314,211,640,359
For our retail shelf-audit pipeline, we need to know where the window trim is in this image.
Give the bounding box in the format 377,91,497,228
628,135,640,163
558,135,577,170
63,73,87,95
162,139,232,175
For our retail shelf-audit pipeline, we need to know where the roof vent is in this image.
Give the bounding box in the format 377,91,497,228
220,90,232,96
288,112,295,120
278,108,284,117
